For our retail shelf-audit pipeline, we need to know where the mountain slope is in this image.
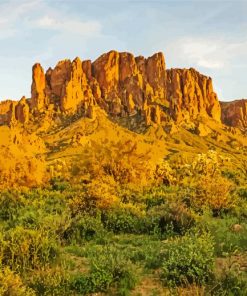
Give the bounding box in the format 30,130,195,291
0,50,246,188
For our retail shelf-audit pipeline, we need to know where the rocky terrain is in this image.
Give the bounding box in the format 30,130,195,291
0,50,246,188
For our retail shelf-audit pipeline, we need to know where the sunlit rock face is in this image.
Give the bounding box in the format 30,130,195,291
31,63,47,111
166,68,221,123
91,50,167,116
15,96,30,124
0,100,13,124
221,99,247,130
0,50,224,126
6,97,29,126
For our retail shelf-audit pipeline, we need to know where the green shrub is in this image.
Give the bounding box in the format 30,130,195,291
28,266,70,296
146,202,196,236
161,232,215,287
101,201,195,237
211,271,247,295
51,178,71,191
14,208,39,229
199,215,247,256
1,227,59,272
70,270,113,294
0,191,26,223
70,246,137,295
102,209,141,234
64,213,105,243
222,170,240,185
237,187,247,200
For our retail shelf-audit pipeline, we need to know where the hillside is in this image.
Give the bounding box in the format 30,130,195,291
0,50,247,295
0,50,246,189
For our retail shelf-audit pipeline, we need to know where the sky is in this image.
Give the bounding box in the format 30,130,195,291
0,0,247,101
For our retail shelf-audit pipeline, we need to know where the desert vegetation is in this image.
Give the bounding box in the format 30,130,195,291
0,150,246,295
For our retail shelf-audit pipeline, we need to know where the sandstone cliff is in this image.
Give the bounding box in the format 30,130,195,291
31,63,47,111
0,50,229,128
91,51,167,117
166,68,221,123
221,99,247,130
0,100,12,124
7,97,30,126
33,50,220,126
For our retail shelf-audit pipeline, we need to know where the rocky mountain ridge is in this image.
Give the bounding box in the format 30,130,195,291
0,50,246,189
0,50,229,128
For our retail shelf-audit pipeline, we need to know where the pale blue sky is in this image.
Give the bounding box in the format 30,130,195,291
0,0,247,101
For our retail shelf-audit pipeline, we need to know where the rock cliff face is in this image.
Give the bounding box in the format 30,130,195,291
0,50,226,127
90,51,167,117
31,63,47,111
43,57,95,115
15,97,30,124
0,100,13,124
221,99,247,130
7,97,30,126
166,68,221,123
0,98,30,126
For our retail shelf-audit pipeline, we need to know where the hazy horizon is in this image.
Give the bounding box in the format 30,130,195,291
1,0,247,101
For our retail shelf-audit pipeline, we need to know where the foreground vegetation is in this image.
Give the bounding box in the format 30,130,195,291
0,150,247,295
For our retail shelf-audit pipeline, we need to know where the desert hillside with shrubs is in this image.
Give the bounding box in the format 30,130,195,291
0,50,246,295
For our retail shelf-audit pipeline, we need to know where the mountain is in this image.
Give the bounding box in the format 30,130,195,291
221,99,247,130
0,50,246,188
1,50,222,125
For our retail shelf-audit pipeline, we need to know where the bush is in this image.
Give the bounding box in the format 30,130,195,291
51,178,71,191
146,202,196,236
222,170,241,185
237,187,247,200
64,213,105,243
0,266,35,296
212,271,247,295
28,266,70,296
1,227,59,272
161,232,215,287
199,215,247,256
70,139,158,186
102,209,142,234
192,176,236,214
101,200,195,237
70,246,137,295
0,191,25,223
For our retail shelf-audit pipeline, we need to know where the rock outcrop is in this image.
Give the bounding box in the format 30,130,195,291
45,57,94,115
0,100,13,124
15,96,30,124
7,97,30,126
28,51,222,126
31,63,47,111
0,50,228,127
221,99,247,130
91,51,167,116
166,68,221,123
